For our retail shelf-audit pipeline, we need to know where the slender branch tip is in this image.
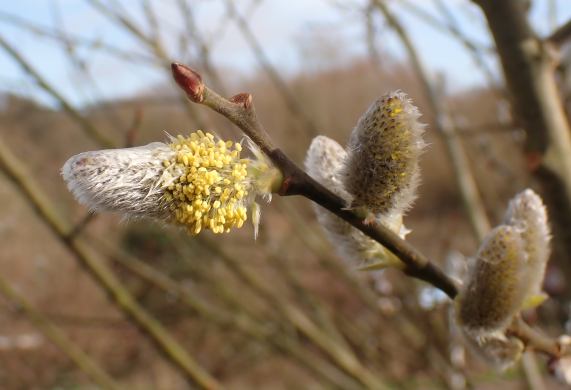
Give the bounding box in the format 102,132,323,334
171,62,204,103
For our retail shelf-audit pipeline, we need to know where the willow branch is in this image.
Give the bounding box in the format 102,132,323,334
170,62,569,362
171,63,458,298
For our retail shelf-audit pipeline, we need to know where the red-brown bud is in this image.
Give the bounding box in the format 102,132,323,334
171,62,204,103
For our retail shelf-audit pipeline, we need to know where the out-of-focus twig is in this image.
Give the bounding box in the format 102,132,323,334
399,0,497,87
0,11,157,64
223,0,318,137
176,0,226,94
0,35,114,148
0,274,121,390
89,234,367,389
85,0,207,129
546,18,571,47
198,235,390,389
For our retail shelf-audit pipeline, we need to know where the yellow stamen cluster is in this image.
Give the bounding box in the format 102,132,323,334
162,130,250,234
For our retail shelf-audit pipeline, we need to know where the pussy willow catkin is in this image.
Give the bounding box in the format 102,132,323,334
343,91,425,217
62,131,281,235
305,135,403,269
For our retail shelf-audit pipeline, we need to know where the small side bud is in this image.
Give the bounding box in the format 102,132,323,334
171,63,204,103
457,225,529,340
342,91,426,217
305,136,402,269
230,93,253,110
503,189,551,297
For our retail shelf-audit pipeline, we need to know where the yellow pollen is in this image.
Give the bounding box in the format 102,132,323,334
161,131,251,235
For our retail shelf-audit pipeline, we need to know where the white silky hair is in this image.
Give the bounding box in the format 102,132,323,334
503,188,551,296
305,135,402,269
62,142,175,219
342,90,426,217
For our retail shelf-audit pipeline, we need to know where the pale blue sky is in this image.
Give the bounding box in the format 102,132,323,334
1,0,570,108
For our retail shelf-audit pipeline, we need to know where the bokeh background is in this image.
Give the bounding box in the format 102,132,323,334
1,1,571,389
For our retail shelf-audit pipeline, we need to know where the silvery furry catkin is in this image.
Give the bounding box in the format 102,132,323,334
305,136,403,269
457,225,529,340
62,142,173,219
456,189,552,366
503,189,551,297
62,131,281,235
342,91,426,218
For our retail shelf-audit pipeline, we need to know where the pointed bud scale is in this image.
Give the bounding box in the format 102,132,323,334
62,131,280,236
503,189,551,296
171,63,204,103
457,225,529,340
305,136,402,269
342,91,425,217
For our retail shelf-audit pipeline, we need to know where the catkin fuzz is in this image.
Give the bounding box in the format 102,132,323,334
503,189,551,296
305,136,402,269
62,131,281,235
343,91,425,217
457,225,529,340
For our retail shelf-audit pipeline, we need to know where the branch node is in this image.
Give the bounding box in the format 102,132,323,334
230,93,253,110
